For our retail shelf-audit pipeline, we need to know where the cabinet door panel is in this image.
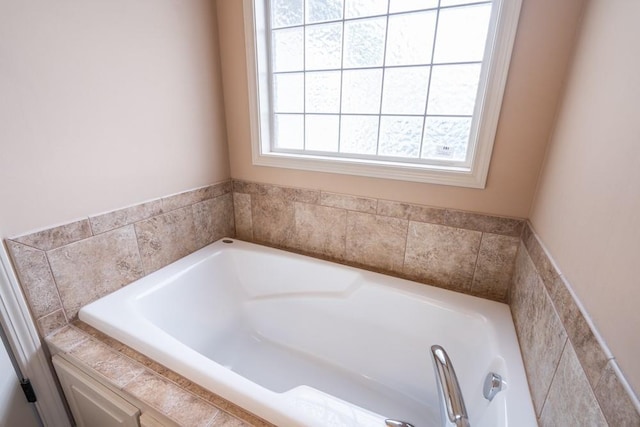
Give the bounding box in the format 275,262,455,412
53,356,139,427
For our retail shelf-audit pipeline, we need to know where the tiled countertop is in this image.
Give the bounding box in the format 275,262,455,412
46,323,274,427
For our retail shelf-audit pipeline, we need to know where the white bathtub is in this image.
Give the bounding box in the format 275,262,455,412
79,238,536,427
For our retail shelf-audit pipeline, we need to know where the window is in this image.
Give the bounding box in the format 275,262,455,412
244,0,522,187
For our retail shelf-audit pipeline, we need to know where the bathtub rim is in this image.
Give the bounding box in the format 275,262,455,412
79,238,537,427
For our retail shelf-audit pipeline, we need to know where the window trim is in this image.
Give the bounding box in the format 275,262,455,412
243,0,522,188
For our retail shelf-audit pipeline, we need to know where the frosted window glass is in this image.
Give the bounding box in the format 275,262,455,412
378,116,423,158
271,0,303,28
305,23,343,70
342,69,383,114
440,0,483,7
433,4,491,63
421,117,471,161
274,114,304,149
340,115,379,155
306,0,343,23
344,17,387,68
381,66,430,114
272,27,304,72
306,115,340,152
345,0,388,18
274,73,304,113
306,71,341,113
389,0,438,13
428,64,481,116
385,11,437,66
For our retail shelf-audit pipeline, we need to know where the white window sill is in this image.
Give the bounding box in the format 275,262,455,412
252,150,489,188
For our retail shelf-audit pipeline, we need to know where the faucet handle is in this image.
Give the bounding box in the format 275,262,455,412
483,372,503,401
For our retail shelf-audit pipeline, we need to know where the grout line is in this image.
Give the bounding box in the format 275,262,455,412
469,232,485,293
538,337,569,419
43,251,68,326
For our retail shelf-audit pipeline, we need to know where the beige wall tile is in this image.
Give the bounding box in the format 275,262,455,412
37,309,67,337
193,193,235,249
207,180,233,199
539,343,607,426
5,240,62,318
375,200,446,224
471,233,519,302
124,371,219,427
511,245,568,416
48,226,144,319
376,200,412,220
232,179,261,195
444,210,524,236
135,206,198,274
233,193,253,240
70,339,145,388
162,186,212,213
90,200,163,235
282,186,321,204
595,361,640,426
404,222,482,291
548,276,609,389
408,205,447,225
521,223,560,291
320,192,377,214
12,219,92,251
233,180,320,204
251,194,295,246
346,212,408,273
292,203,346,259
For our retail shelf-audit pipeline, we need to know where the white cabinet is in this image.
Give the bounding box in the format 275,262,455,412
53,356,140,427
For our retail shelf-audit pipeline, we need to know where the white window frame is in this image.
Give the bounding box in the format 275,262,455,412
243,0,522,188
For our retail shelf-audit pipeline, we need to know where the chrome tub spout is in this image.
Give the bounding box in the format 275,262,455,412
430,345,470,427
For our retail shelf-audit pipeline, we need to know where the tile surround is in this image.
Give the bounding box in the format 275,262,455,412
512,223,640,426
291,202,347,259
135,206,199,275
471,233,519,301
404,222,482,292
345,212,408,274
6,177,638,426
510,244,568,415
232,179,524,301
48,225,145,319
539,343,608,426
5,181,235,337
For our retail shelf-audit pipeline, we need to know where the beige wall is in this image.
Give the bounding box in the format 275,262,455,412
0,0,230,238
530,0,640,396
216,0,586,218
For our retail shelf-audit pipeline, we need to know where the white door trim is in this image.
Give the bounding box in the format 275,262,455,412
0,244,71,427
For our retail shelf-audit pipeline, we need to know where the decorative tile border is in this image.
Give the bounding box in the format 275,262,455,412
4,181,235,337
512,222,640,426
232,179,524,302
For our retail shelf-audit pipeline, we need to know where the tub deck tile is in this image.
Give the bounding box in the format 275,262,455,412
68,322,275,426
46,325,89,354
124,371,219,427
69,339,145,388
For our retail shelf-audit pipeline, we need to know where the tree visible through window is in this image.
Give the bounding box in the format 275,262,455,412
245,0,522,187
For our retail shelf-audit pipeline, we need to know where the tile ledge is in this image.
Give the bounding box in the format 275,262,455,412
49,322,272,427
